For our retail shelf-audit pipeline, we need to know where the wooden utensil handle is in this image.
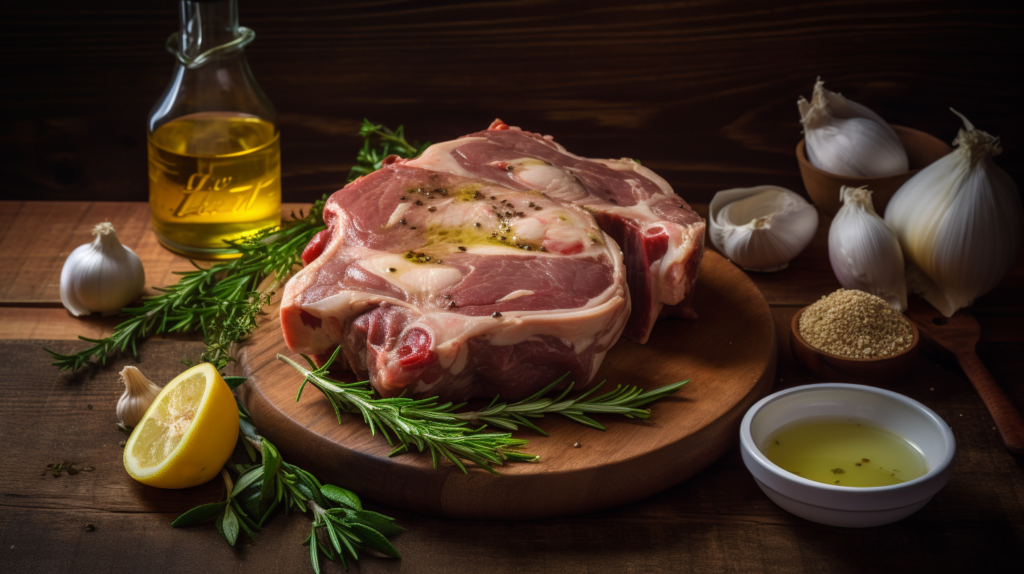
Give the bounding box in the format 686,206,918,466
958,350,1024,455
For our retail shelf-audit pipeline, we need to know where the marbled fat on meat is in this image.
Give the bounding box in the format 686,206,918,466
281,164,629,401
405,120,706,343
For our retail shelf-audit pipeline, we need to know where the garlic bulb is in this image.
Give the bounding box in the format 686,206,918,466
884,110,1022,317
60,222,145,316
828,186,907,311
709,186,819,272
798,78,909,177
117,366,162,427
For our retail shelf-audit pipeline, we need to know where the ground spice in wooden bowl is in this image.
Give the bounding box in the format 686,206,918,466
798,289,914,359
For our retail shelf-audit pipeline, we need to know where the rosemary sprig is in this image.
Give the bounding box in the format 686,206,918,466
454,376,690,435
280,348,688,473
280,349,537,474
348,119,431,181
45,202,327,372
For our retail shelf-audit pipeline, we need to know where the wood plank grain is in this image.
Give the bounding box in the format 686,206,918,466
0,201,309,305
0,308,122,340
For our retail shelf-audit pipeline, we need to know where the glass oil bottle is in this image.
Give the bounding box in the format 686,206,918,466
148,0,280,259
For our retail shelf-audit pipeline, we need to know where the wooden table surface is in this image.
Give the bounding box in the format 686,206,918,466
1,200,1022,573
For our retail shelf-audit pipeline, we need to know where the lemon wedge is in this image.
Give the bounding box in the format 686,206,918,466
124,363,239,489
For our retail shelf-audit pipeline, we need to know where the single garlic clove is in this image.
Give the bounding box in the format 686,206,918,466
709,186,819,272
828,186,907,311
117,365,164,427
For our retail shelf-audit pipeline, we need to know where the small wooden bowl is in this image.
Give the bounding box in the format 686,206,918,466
790,305,920,384
796,125,951,217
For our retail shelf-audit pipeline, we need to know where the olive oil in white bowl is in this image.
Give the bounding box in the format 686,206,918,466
740,384,955,527
764,420,928,488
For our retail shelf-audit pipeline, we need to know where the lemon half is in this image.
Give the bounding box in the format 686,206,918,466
124,363,239,489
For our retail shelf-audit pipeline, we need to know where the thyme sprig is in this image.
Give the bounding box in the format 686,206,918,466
280,348,688,473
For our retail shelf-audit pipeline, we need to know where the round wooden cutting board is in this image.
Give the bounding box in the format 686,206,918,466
234,250,776,519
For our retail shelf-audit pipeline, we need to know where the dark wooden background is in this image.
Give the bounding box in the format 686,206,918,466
1,0,1022,204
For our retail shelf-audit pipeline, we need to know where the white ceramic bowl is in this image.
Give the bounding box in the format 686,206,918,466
740,383,955,527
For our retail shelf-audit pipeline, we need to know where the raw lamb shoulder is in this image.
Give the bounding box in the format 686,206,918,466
281,163,630,401
405,119,705,343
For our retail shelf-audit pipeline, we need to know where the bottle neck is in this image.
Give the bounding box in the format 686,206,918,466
179,0,240,60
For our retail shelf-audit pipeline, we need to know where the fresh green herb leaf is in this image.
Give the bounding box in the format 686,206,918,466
321,485,362,511
307,526,321,574
347,510,405,537
171,502,227,527
223,376,249,390
347,119,431,182
216,505,240,547
259,439,282,504
231,500,260,536
350,523,402,559
231,466,265,497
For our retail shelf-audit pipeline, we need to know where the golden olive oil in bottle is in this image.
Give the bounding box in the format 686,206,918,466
765,419,928,487
148,112,280,256
148,0,280,259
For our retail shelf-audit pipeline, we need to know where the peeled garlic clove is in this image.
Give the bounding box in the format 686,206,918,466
828,186,907,311
60,222,146,316
798,78,909,177
117,366,163,427
709,186,819,272
884,109,1022,317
